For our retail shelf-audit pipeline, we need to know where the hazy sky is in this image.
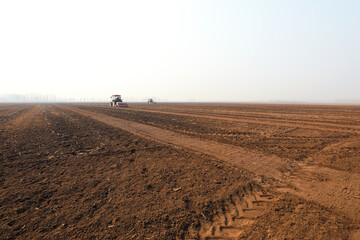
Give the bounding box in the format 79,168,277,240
1,0,359,102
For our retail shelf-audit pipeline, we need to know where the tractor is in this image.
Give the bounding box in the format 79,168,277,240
110,95,129,107
147,98,156,104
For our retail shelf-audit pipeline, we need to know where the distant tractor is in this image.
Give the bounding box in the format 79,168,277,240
110,95,129,107
147,98,156,104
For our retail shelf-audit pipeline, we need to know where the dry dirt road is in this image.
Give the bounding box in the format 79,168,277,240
1,103,359,240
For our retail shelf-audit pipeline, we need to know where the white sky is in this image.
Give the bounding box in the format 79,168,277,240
1,0,359,102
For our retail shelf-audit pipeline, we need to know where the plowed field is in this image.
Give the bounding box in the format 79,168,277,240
1,103,359,239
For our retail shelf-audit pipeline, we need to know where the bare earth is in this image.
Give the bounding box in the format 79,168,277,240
1,103,359,239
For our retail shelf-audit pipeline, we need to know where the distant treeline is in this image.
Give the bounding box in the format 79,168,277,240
0,94,107,103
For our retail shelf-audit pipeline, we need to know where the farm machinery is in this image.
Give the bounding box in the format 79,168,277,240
110,95,129,107
147,98,156,104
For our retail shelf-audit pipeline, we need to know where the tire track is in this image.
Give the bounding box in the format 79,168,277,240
188,188,276,240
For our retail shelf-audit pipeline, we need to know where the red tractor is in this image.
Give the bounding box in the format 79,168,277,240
110,95,129,107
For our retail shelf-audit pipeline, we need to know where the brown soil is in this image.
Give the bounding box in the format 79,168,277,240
1,103,359,239
75,103,360,173
66,106,360,222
